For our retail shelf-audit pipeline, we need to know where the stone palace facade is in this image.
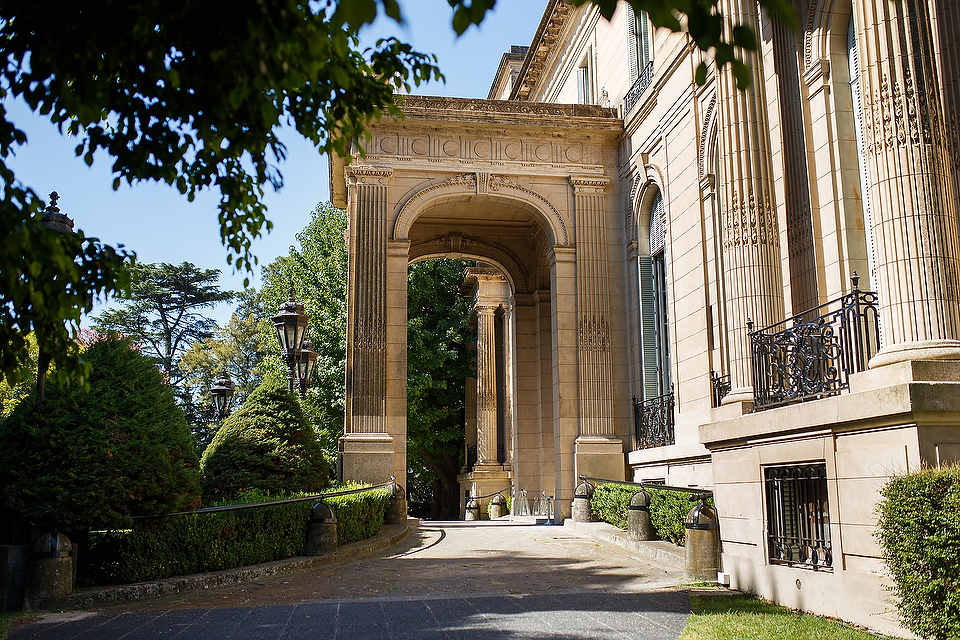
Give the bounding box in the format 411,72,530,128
330,0,960,634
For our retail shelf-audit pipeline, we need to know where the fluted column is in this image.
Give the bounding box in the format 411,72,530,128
854,0,960,366
937,0,960,239
345,167,392,435
475,305,499,465
570,177,615,436
717,0,786,403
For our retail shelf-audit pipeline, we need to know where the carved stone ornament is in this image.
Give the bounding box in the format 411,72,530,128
578,315,611,351
569,177,610,194
349,167,393,185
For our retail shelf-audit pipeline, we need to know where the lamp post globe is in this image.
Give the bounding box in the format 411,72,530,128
210,369,235,420
272,288,310,395
296,340,319,398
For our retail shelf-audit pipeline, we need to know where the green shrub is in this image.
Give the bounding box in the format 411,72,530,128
326,487,391,545
590,483,712,546
200,376,330,502
876,466,960,640
81,486,392,586
0,335,201,534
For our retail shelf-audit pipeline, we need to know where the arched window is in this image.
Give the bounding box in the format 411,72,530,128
639,192,670,399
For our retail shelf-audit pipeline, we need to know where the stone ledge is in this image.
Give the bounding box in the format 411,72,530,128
40,519,418,612
563,519,684,569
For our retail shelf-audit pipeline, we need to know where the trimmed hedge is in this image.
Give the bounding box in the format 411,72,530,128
590,483,712,546
876,466,960,640
81,486,392,586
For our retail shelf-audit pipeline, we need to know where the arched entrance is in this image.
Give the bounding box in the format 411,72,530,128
331,97,626,519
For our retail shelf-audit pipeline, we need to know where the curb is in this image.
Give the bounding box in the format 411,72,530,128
563,519,685,569
40,518,418,611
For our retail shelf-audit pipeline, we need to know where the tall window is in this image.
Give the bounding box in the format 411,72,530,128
577,47,594,105
640,192,670,399
626,4,651,82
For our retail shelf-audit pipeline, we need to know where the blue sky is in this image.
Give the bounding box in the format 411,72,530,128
6,1,546,326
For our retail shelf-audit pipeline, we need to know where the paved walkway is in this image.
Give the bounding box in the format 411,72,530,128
10,519,691,639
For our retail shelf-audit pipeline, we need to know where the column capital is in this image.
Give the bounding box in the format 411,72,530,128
349,166,394,185
568,176,610,194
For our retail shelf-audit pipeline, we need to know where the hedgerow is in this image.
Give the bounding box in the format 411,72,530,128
876,466,960,640
590,483,712,546
81,486,392,586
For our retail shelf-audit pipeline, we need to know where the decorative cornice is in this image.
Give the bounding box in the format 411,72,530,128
509,0,574,101
348,167,393,185
398,95,618,120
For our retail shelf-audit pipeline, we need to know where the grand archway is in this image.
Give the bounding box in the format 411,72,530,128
330,97,627,519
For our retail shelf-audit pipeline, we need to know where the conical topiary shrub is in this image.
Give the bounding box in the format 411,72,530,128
0,335,201,534
200,375,330,502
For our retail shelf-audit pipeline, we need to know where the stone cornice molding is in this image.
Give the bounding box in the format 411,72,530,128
395,173,569,246
569,177,610,194
510,0,574,101
398,95,617,121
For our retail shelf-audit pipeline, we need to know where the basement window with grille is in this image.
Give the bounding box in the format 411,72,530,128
764,464,833,570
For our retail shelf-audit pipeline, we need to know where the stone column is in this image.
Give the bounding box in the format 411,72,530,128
550,246,580,520
935,0,960,240
569,177,624,482
475,304,499,465
341,167,396,484
853,0,960,366
717,0,786,403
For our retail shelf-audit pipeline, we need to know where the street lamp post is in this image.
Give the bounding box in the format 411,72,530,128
37,191,76,403
296,340,319,398
210,370,235,420
271,289,312,397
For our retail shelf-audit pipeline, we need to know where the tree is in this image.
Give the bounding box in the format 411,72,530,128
93,262,234,383
199,375,331,503
259,202,349,462
179,290,267,451
0,334,201,535
406,259,474,520
0,0,793,389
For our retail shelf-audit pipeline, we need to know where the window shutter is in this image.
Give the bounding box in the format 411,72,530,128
627,4,639,83
577,66,587,104
638,10,651,69
639,255,659,400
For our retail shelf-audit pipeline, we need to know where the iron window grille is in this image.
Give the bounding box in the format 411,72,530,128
765,464,832,569
710,370,731,408
624,61,654,114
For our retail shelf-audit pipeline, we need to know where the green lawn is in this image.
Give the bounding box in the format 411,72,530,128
679,594,898,640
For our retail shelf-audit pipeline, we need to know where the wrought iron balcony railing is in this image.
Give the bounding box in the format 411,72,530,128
710,370,731,408
749,275,880,411
633,388,675,449
624,61,654,115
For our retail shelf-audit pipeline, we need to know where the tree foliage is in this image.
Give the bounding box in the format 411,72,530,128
0,0,793,387
407,259,474,520
93,261,234,382
199,375,331,503
0,334,201,533
259,202,349,462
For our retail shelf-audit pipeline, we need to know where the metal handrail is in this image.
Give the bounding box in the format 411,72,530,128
579,475,713,498
633,388,675,449
624,61,654,114
468,485,513,501
132,480,396,521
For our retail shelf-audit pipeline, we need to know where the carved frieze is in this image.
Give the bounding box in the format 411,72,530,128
722,189,779,249
361,131,596,167
578,315,611,351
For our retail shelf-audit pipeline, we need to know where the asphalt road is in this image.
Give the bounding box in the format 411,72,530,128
10,519,691,639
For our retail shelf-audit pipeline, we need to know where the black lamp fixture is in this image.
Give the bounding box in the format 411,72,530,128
271,288,312,396
297,340,319,398
210,369,235,420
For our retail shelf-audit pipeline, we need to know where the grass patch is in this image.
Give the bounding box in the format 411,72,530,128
679,594,897,640
0,612,39,640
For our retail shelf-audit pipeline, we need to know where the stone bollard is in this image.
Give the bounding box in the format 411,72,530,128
628,489,656,541
572,480,594,523
464,497,481,521
683,497,720,582
304,502,338,556
489,494,507,519
385,483,408,525
23,532,73,611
